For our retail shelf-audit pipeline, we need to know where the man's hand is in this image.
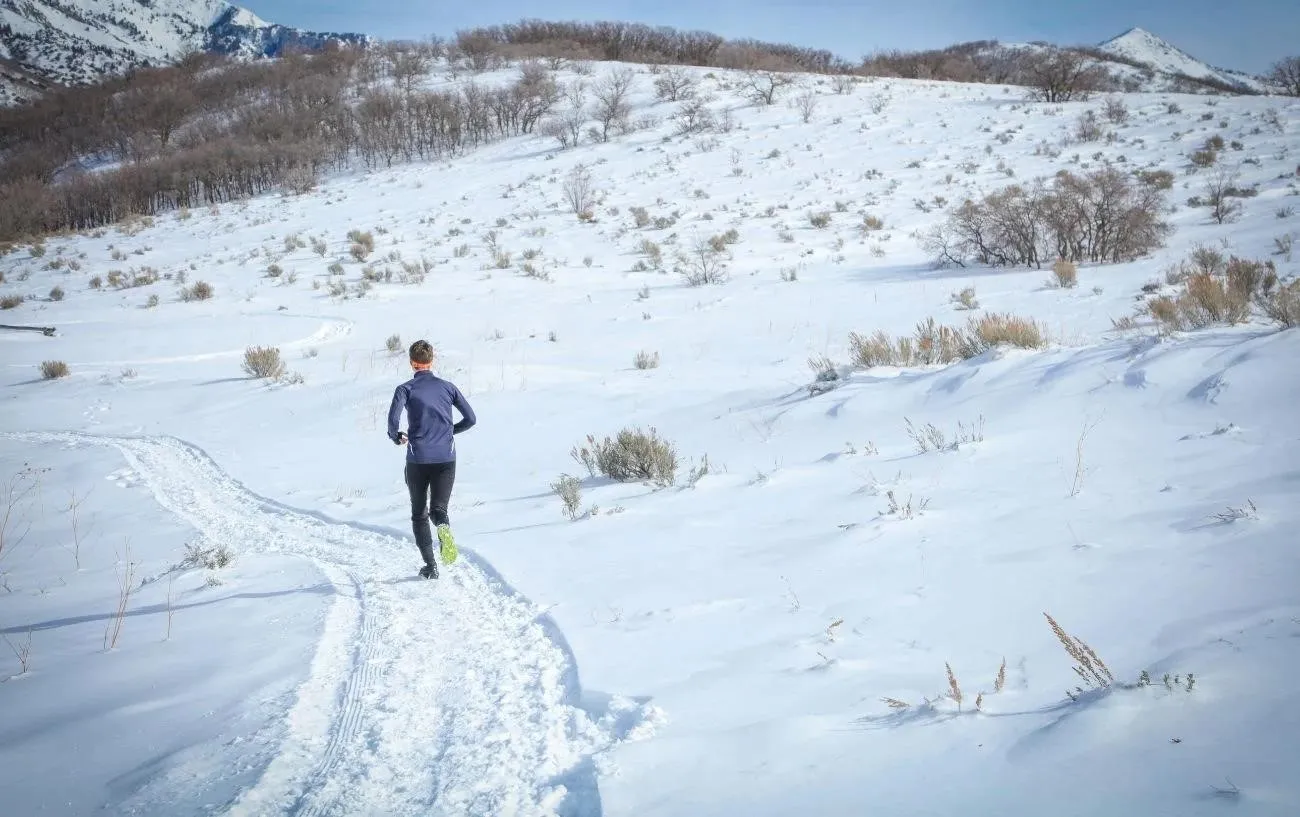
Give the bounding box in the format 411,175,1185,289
394,432,408,446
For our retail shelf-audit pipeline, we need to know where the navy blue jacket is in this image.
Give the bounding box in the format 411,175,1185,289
387,371,476,463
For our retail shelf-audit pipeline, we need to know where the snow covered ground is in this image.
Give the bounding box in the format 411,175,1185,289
2,64,1299,816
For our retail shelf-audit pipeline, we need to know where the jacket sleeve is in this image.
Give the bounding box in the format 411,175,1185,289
451,386,476,434
387,384,408,442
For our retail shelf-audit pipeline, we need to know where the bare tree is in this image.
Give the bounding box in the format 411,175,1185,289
654,67,696,102
592,68,635,142
742,68,796,105
390,47,432,95
1268,56,1300,96
1021,50,1110,103
552,81,588,147
673,95,716,136
1203,166,1244,224
456,30,498,71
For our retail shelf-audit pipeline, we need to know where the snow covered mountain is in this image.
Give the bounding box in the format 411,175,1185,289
1097,27,1271,93
0,0,368,94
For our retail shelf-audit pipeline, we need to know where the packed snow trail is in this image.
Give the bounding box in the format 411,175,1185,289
19,433,631,817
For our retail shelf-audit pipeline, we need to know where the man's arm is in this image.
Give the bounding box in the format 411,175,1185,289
451,386,476,434
387,384,408,443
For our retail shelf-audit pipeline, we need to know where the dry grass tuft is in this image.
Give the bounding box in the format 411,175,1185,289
1044,612,1114,697
965,312,1047,352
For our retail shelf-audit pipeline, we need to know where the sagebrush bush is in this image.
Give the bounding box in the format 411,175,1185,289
1148,255,1280,332
347,229,375,253
0,294,23,309
181,280,213,301
1135,169,1174,191
950,286,979,310
40,360,69,379
1260,279,1300,327
182,541,235,570
1051,258,1078,288
571,427,678,485
550,474,583,520
242,346,286,379
634,350,660,370
49,286,65,301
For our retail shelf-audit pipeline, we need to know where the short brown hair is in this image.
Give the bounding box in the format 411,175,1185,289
409,339,434,365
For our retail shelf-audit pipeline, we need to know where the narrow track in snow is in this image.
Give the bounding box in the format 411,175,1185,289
16,433,624,817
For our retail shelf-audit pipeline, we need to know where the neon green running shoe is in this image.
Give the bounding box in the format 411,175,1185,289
437,524,458,565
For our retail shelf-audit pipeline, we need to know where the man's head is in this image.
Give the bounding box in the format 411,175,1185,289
409,339,434,370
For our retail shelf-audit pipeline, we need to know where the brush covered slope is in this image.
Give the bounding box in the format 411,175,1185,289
1,62,1299,816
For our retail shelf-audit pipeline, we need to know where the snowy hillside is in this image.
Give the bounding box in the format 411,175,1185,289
1099,27,1271,93
0,0,367,90
2,62,1299,816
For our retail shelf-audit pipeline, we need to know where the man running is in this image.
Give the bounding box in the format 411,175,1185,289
388,339,476,579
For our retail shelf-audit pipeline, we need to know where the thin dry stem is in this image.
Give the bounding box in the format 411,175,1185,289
946,661,963,710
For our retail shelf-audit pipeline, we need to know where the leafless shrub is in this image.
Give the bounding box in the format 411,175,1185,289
0,294,23,309
677,238,729,286
2,630,32,675
562,164,595,219
674,95,716,135
1022,50,1111,103
741,68,796,105
654,67,696,102
592,68,635,142
1102,97,1129,124
385,334,402,354
795,90,818,123
922,167,1169,267
1074,110,1104,142
808,211,832,229
49,286,64,301
1203,167,1244,224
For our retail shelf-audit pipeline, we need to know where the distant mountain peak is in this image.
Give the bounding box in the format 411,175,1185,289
1097,25,1266,93
0,1,369,103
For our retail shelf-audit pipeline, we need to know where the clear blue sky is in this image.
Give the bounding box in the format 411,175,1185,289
247,0,1294,75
